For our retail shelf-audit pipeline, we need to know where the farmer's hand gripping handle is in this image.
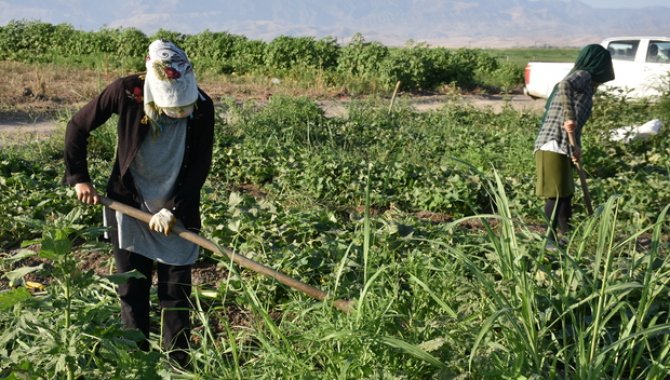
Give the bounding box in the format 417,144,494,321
99,196,354,313
564,121,581,164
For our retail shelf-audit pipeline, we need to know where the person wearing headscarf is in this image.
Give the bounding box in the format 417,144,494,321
64,39,215,367
533,44,614,250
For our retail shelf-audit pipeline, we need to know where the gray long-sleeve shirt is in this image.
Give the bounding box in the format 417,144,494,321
115,118,199,265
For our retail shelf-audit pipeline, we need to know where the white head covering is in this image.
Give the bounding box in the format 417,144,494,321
144,39,198,122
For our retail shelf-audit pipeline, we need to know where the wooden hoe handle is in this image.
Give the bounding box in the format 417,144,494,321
567,132,594,215
100,197,354,313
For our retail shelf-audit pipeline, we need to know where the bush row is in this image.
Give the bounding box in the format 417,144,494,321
0,20,522,92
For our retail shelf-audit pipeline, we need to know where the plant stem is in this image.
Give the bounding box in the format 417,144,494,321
363,166,371,284
65,274,74,380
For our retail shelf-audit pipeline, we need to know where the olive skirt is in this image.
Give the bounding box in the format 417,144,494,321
535,150,574,198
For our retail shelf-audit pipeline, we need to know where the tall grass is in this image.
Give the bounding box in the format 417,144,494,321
166,170,670,379
3,171,669,378
436,173,670,378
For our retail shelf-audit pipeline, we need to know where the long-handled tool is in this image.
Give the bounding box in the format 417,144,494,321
567,132,594,215
99,196,354,313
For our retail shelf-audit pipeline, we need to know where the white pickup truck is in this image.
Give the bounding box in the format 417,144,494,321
523,36,670,99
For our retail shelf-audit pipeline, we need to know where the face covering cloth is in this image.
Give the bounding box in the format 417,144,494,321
143,39,198,127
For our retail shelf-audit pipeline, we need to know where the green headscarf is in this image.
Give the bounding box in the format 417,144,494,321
542,43,615,114
572,43,615,84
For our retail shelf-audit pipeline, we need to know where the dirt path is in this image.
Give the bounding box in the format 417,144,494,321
0,95,546,146
318,94,545,117
0,119,61,147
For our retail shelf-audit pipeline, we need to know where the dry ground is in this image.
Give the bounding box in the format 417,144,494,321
1,60,545,146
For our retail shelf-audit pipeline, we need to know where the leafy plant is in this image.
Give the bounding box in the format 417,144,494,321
0,208,159,379
1,55,670,378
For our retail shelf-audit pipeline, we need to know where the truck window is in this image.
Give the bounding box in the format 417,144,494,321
648,40,670,63
606,40,639,61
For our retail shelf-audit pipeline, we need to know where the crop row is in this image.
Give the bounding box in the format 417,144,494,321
1,93,669,249
0,20,521,92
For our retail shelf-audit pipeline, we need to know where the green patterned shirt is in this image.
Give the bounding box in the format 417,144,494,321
534,70,594,154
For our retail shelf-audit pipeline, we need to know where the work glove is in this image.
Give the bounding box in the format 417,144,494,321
149,208,176,236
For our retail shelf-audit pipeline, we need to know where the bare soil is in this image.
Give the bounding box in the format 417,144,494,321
0,60,545,145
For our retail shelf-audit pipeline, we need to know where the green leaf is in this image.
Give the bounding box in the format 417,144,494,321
3,248,38,264
408,274,457,318
4,264,44,286
418,337,447,353
0,287,32,310
105,269,146,285
380,336,447,369
228,191,243,208
20,239,41,248
228,219,241,233
40,237,72,259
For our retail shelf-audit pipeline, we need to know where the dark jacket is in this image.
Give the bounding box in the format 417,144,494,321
64,74,215,231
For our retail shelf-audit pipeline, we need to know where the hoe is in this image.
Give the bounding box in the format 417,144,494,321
100,196,354,313
567,131,593,215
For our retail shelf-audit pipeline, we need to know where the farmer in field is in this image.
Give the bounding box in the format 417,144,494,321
64,39,215,367
534,44,614,250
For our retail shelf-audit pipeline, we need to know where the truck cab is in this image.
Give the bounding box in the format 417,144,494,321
602,37,670,98
523,36,670,99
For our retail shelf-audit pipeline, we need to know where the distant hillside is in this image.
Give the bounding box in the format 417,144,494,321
5,0,670,48
121,0,670,47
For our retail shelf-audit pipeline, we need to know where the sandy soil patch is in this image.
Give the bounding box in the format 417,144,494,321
0,94,546,146
318,94,545,117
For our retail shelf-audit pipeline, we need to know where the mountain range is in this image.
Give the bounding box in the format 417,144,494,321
108,0,670,47
6,0,670,48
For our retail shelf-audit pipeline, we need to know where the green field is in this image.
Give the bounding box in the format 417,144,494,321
2,18,670,380
485,47,581,66
2,84,670,378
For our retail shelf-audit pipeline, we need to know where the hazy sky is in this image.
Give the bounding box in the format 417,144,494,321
0,0,668,42
583,0,668,7
2,1,669,29
1,1,669,32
